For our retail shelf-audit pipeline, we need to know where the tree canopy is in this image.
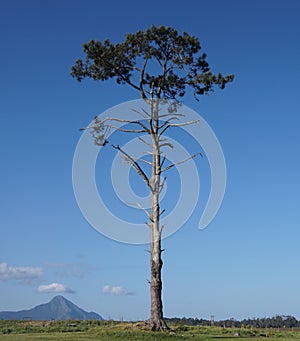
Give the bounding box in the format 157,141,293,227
71,25,234,101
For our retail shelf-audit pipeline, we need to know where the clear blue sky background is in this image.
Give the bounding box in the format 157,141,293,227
1,0,300,321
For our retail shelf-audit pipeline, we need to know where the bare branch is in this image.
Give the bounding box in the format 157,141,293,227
158,112,185,118
161,152,202,173
159,119,200,137
127,201,153,222
160,155,166,168
108,125,147,133
100,117,134,124
138,158,152,166
112,144,152,190
159,224,165,234
138,136,152,148
141,108,151,118
131,107,149,119
159,209,166,217
159,176,167,194
98,117,151,134
158,125,171,137
127,154,152,166
166,119,200,127
159,142,174,149
158,117,178,130
134,120,151,133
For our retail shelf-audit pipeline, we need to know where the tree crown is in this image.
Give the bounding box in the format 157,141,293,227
71,25,234,101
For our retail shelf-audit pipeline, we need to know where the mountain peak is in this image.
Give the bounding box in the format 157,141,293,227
0,296,102,320
50,295,69,303
52,295,65,299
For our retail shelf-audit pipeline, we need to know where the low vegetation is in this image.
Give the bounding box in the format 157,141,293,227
1,320,300,341
166,315,300,329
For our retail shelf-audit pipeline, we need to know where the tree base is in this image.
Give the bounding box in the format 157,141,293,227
149,318,169,332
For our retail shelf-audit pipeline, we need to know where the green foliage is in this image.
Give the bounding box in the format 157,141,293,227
71,25,234,101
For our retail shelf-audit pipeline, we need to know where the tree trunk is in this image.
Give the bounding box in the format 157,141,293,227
149,194,168,331
149,100,168,331
150,243,167,331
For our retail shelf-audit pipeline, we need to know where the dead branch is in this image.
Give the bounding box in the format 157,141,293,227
131,108,149,119
161,152,202,173
159,224,165,233
159,119,200,137
165,119,200,127
137,158,152,166
159,177,167,194
127,202,153,222
160,155,166,168
159,209,166,217
158,112,185,118
159,142,174,149
108,125,147,133
100,117,135,124
98,117,151,134
158,117,178,130
138,136,152,148
112,145,152,190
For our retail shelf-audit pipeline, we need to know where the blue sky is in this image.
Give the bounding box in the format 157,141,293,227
1,0,300,321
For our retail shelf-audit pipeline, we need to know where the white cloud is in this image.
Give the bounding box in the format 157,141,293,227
37,283,75,294
102,285,134,296
0,262,43,281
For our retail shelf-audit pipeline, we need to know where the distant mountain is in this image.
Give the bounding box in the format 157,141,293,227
0,295,102,320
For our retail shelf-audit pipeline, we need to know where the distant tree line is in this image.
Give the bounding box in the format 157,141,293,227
165,315,300,329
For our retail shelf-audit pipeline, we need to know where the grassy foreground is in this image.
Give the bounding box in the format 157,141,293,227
1,320,300,341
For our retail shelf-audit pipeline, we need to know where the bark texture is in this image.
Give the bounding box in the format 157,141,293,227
149,103,168,331
149,234,168,330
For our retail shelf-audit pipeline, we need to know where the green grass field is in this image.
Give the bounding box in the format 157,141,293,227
1,321,300,341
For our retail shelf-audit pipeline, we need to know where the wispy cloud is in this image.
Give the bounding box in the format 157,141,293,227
0,262,43,282
37,283,75,294
102,285,134,296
